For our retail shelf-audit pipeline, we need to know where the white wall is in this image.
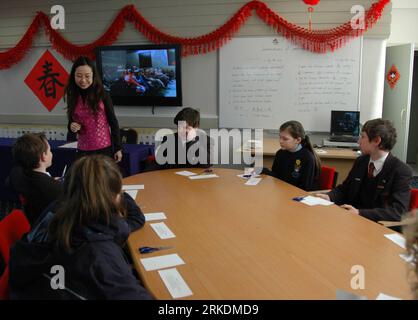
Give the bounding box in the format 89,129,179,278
388,0,418,46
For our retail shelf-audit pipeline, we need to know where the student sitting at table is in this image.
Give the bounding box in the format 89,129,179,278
263,120,320,191
316,118,412,222
8,155,152,300
7,133,63,226
150,107,213,170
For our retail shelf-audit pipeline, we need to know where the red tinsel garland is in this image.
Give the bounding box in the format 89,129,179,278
0,0,391,69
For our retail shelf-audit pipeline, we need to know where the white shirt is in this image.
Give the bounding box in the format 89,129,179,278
369,152,389,177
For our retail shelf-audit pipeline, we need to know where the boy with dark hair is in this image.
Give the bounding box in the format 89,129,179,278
152,107,213,170
316,118,412,222
7,133,63,225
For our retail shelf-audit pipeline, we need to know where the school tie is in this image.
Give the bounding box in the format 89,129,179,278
368,162,375,178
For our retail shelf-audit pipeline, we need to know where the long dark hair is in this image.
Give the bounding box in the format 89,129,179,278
48,155,125,252
64,56,105,117
280,120,321,177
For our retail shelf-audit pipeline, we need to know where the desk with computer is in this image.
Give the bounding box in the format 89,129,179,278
322,110,360,150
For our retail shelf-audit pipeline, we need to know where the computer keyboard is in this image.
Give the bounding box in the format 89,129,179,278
329,136,358,143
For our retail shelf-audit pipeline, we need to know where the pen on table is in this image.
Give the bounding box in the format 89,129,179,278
292,196,306,202
139,246,173,254
61,165,67,178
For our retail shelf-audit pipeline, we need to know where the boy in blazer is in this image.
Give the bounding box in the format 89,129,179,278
316,118,412,222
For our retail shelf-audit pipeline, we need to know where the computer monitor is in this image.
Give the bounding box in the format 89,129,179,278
330,111,360,137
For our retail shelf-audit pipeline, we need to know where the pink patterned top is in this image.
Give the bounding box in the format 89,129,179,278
73,97,111,151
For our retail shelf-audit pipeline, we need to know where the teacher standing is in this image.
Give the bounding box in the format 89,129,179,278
64,56,122,162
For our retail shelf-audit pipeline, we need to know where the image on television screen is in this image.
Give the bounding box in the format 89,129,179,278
96,45,182,106
331,111,360,136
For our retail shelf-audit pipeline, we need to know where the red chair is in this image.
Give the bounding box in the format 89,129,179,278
409,188,418,210
378,188,418,228
318,166,338,190
0,209,31,300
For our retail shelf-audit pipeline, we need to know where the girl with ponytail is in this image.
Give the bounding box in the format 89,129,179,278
264,120,321,191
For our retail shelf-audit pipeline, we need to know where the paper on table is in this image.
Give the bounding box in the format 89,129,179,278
175,171,197,177
245,177,262,186
300,195,333,206
315,149,328,154
188,174,219,180
336,289,367,300
158,268,193,299
150,222,176,239
376,293,402,300
399,253,414,264
384,233,406,249
58,141,78,148
140,254,185,271
125,190,138,199
122,184,144,190
145,212,167,221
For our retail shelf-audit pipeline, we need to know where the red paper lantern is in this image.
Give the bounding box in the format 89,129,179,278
303,0,320,5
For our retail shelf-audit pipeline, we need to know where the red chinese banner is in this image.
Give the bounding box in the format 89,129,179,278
24,50,69,111
0,0,390,69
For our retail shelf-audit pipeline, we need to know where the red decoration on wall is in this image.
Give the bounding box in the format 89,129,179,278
0,0,391,69
303,0,321,31
24,50,69,111
303,0,320,6
386,64,400,89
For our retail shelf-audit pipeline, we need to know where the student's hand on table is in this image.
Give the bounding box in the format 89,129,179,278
70,122,81,133
114,150,122,163
340,204,359,215
314,193,330,201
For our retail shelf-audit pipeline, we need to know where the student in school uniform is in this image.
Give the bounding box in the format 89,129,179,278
151,107,213,170
263,120,321,191
65,56,122,162
7,133,63,226
8,155,152,300
316,118,412,222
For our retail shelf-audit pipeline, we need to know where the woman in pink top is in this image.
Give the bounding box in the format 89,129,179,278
64,56,122,162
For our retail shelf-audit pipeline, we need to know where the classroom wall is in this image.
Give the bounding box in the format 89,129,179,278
388,0,418,46
0,0,392,130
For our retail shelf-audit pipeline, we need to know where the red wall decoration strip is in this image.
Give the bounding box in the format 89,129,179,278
0,0,391,69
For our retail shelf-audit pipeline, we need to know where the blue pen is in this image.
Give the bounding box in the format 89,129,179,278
139,246,173,254
292,196,305,202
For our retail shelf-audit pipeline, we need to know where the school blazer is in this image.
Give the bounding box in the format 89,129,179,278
327,153,412,222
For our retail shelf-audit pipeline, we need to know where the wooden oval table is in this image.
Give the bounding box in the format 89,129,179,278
124,168,412,299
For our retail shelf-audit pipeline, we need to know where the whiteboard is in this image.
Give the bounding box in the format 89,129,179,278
219,36,362,131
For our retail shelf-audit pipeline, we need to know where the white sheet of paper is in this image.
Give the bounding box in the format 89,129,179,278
140,254,185,271
175,171,197,177
188,174,219,180
145,212,167,221
122,184,144,190
376,293,402,300
315,149,328,154
300,195,333,206
150,222,176,239
245,177,262,186
399,253,414,264
384,233,406,249
158,268,193,299
125,190,138,199
58,141,78,148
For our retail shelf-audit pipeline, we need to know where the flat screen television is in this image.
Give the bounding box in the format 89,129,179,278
96,44,182,106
